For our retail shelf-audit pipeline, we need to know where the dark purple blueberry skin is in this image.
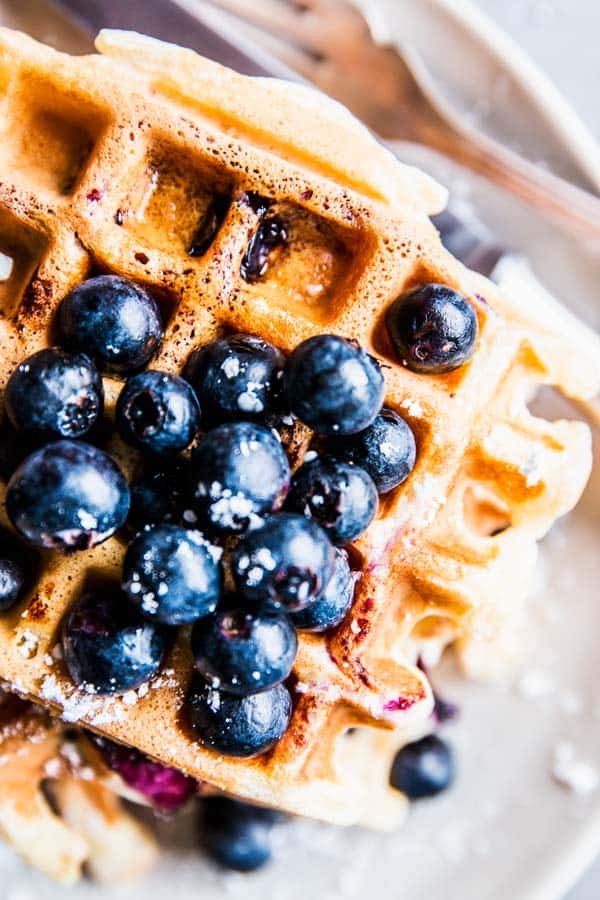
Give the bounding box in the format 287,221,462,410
286,455,378,545
390,734,455,799
185,334,286,428
284,335,385,436
95,738,197,813
5,348,103,440
386,283,478,374
6,440,130,552
189,422,290,534
59,275,163,375
240,215,287,283
0,558,25,613
122,525,223,626
116,370,200,456
333,407,417,494
128,463,188,532
202,796,283,872
192,604,297,695
187,676,292,758
232,512,335,612
62,591,169,695
291,547,355,632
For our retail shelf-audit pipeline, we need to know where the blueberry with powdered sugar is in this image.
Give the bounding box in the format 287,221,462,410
185,334,286,427
291,547,355,632
232,513,335,611
116,370,200,456
187,675,292,757
188,422,290,534
122,524,223,625
192,603,297,695
6,440,130,551
62,591,169,695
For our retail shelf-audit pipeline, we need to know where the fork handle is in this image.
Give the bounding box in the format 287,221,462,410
414,114,600,242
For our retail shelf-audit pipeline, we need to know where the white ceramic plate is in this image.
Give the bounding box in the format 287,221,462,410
0,3,599,899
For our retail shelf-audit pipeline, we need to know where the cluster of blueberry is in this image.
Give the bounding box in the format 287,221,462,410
0,272,473,855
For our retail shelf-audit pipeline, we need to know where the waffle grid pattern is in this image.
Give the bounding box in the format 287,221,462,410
0,28,598,826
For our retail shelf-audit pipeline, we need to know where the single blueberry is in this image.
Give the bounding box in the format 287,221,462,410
386,283,478,374
284,335,384,435
62,591,168,694
185,334,285,427
240,215,287,283
291,547,355,632
202,797,282,872
189,422,290,534
187,676,292,758
122,525,223,626
6,440,130,551
116,370,200,456
0,557,25,613
5,348,103,440
286,455,377,545
192,604,297,695
58,275,163,375
128,463,188,532
95,737,197,813
232,512,335,611
390,734,455,799
333,407,417,494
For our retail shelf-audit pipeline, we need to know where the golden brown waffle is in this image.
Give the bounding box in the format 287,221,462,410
0,691,157,884
0,28,598,827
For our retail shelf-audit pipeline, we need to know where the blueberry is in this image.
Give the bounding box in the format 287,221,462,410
284,335,384,435
128,464,188,531
185,334,285,427
116,370,200,456
189,422,290,534
286,455,377,545
240,215,287,283
390,734,455,799
232,513,335,611
6,440,130,551
5,348,103,440
192,604,297,695
291,547,354,632
386,283,478,374
0,551,25,613
333,407,416,494
95,738,197,813
59,275,163,375
202,797,281,872
62,591,168,694
187,676,292,757
122,525,223,626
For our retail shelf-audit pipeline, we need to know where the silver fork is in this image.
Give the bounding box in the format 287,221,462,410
200,0,600,242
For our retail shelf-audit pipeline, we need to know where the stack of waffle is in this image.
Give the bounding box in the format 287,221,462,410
0,27,598,881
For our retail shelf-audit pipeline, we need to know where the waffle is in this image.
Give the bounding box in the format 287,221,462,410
0,690,157,884
0,27,598,829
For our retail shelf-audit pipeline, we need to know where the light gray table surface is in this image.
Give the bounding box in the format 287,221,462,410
471,5,600,897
